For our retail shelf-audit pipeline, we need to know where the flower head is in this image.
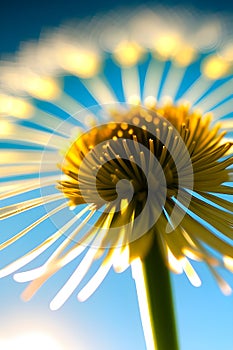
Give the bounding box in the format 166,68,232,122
0,6,233,310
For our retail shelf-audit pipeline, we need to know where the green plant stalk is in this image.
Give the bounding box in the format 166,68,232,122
132,235,179,350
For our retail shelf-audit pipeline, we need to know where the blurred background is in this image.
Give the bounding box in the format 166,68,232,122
1,0,233,54
0,0,233,349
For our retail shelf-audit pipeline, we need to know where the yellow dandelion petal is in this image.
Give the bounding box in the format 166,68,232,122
58,46,100,78
113,41,145,67
202,55,231,80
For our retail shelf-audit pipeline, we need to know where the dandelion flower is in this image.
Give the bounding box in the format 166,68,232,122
0,6,233,349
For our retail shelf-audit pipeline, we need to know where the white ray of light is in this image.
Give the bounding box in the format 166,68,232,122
0,93,76,138
77,250,116,302
30,109,74,137
159,63,186,101
0,123,68,150
52,91,83,116
194,78,233,111
57,231,96,267
49,224,111,310
0,202,85,278
0,163,58,178
143,59,165,101
209,99,233,120
0,202,67,251
83,75,118,105
49,246,98,310
0,150,58,165
14,205,96,282
0,193,63,220
121,66,141,103
0,227,60,278
0,175,58,199
77,229,125,301
203,97,233,119
131,258,156,350
179,76,212,105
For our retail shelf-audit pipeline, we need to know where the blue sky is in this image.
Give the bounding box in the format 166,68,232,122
0,1,233,349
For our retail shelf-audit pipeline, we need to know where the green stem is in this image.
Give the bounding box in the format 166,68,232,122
132,236,179,350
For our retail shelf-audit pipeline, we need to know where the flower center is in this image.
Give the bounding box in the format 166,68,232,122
58,102,229,233
59,106,180,210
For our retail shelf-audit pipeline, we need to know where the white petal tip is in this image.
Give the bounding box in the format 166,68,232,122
223,256,233,273
0,272,8,278
13,273,22,282
181,258,202,287
113,264,129,273
193,280,202,288
49,300,61,311
221,284,232,296
77,293,87,302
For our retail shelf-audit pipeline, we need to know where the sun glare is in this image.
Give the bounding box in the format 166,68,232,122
0,332,64,350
